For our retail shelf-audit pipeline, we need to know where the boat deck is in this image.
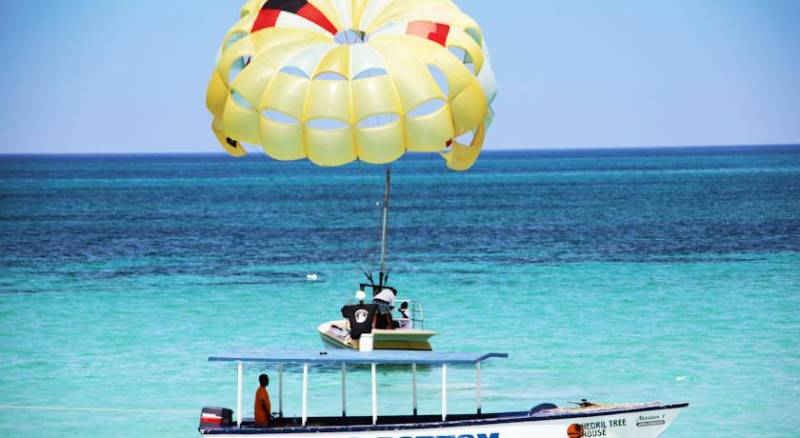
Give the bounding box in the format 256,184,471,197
201,403,689,435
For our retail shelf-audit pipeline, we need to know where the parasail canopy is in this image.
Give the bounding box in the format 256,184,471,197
207,0,497,171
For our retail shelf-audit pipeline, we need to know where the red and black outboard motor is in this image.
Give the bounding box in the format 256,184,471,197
199,407,233,429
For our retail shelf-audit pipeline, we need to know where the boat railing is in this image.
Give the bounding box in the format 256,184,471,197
394,299,424,330
208,350,508,428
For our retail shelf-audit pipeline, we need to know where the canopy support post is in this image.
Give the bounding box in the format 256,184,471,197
371,363,378,425
476,362,482,415
278,363,283,418
441,364,448,421
412,363,418,416
301,363,308,427
236,362,243,428
341,363,347,417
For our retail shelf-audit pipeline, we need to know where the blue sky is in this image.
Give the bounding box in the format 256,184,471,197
0,0,798,153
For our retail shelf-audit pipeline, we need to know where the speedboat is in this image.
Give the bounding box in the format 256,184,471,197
317,284,437,351
316,170,437,352
199,349,688,437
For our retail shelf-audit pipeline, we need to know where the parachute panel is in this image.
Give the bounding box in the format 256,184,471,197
259,117,306,161
356,120,405,164
305,80,352,122
306,126,357,167
351,75,401,121
406,103,454,152
261,73,310,121
450,81,487,136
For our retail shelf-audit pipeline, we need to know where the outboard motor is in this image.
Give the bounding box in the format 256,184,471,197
341,303,377,340
200,407,233,429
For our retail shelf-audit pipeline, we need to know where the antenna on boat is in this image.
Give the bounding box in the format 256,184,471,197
378,166,391,289
362,266,375,287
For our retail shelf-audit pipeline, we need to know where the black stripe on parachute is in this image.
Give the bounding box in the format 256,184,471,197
262,0,306,13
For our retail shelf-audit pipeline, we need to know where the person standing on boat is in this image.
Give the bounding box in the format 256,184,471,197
254,374,271,427
372,288,396,329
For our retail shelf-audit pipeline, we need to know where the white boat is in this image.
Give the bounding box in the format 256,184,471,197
318,284,437,351
317,171,440,352
318,319,437,351
199,350,688,437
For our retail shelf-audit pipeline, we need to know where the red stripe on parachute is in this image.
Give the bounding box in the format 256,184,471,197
251,8,281,32
406,21,451,47
296,3,337,34
251,2,336,34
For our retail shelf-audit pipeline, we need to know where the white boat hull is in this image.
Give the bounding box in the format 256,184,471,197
318,320,436,351
201,403,686,437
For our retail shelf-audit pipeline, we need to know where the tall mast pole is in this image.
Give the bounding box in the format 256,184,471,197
379,167,391,287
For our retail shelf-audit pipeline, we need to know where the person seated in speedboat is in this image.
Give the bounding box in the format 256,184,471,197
372,288,395,329
397,301,411,329
254,374,272,427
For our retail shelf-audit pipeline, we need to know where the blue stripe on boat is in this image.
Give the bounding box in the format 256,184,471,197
208,349,508,365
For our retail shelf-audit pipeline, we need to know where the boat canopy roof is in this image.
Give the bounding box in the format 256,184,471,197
209,349,508,366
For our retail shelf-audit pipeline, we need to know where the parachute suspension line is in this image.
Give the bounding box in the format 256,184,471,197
378,166,391,288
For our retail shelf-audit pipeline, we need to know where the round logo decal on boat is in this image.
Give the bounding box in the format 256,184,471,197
355,309,369,324
567,423,585,438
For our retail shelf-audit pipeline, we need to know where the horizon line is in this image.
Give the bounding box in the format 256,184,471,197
1,143,798,156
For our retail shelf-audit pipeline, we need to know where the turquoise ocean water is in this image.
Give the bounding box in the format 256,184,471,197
1,146,799,437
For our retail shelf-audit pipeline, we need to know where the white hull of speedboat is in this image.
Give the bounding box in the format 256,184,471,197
201,402,687,437
318,320,436,351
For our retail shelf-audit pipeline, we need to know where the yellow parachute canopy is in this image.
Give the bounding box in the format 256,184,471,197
207,0,497,171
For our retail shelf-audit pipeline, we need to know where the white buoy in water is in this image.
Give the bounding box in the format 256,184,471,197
306,274,319,281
